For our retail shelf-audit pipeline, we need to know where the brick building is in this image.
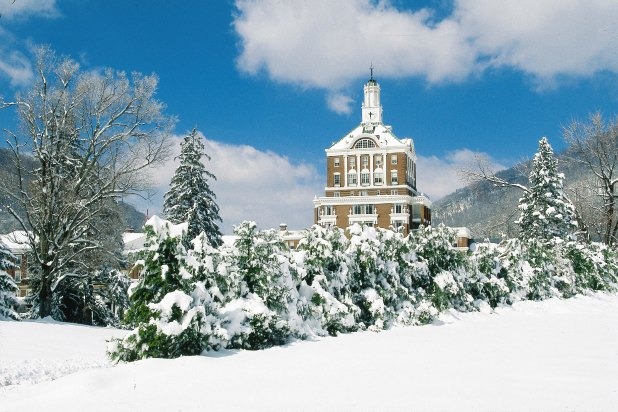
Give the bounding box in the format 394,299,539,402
313,75,432,235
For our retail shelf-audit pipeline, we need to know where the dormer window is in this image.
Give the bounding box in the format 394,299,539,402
354,139,376,149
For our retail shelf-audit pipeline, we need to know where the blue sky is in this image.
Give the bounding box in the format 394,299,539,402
1,0,618,232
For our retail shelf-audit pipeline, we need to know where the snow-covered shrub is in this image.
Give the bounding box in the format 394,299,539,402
412,299,439,325
564,241,617,292
0,241,19,320
220,221,300,349
411,225,470,311
295,225,356,336
108,217,207,361
468,242,510,308
522,239,566,300
103,269,132,324
493,238,530,302
219,294,290,350
412,225,466,276
346,225,395,330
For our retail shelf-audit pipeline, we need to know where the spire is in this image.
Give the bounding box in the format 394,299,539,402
362,67,382,124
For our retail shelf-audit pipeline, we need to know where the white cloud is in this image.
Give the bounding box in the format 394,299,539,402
456,0,618,84
416,148,507,200
134,133,323,234
0,0,58,87
0,0,58,20
234,0,475,90
0,50,32,87
233,0,618,107
327,93,354,115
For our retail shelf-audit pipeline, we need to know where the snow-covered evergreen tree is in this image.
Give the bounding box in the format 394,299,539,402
219,221,299,349
163,129,222,247
295,225,356,335
468,242,509,308
0,241,19,320
108,217,207,361
517,137,578,243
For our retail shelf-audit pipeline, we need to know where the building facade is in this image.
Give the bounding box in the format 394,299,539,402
313,76,431,235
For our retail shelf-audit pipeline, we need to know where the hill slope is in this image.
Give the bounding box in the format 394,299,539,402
432,150,592,241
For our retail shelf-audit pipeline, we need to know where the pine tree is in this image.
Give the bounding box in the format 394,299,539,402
0,241,19,320
108,217,207,361
163,129,222,247
517,137,578,243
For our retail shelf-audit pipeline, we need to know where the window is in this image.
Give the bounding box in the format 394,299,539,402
391,154,398,165
361,170,370,186
354,138,376,149
333,173,340,187
374,168,383,185
394,204,404,213
349,157,356,167
375,155,383,166
391,171,398,185
348,171,357,186
361,155,369,167
391,189,398,195
352,204,375,215
333,157,340,167
325,205,335,215
13,256,22,282
333,192,340,197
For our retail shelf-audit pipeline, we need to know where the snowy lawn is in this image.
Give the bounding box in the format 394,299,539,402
2,293,618,411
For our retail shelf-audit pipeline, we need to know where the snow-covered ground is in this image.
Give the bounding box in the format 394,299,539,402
1,293,618,411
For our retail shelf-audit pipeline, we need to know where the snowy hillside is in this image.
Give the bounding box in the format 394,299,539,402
432,150,593,240
2,293,618,411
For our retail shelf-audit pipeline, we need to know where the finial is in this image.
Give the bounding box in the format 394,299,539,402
369,63,374,80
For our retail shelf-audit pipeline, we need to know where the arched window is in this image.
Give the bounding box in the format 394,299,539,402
354,138,376,149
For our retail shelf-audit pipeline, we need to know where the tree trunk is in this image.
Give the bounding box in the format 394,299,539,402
38,265,53,318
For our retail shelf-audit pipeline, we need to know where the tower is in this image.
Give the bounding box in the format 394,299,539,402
313,75,431,234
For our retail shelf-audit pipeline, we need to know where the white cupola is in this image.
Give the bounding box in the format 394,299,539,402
361,69,383,124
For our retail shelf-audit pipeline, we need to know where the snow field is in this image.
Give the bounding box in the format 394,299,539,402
0,319,127,388
1,293,618,411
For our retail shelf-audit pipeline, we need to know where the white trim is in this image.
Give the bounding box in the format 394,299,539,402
314,194,432,207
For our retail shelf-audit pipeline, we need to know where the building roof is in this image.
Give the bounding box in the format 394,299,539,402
327,123,414,156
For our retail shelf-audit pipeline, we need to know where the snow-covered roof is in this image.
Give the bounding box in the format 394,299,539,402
327,123,414,155
122,232,147,252
0,231,31,254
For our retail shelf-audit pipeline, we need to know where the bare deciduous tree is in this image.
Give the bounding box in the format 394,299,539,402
0,47,174,318
563,112,618,246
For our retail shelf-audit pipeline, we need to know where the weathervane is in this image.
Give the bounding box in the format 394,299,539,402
369,63,374,80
